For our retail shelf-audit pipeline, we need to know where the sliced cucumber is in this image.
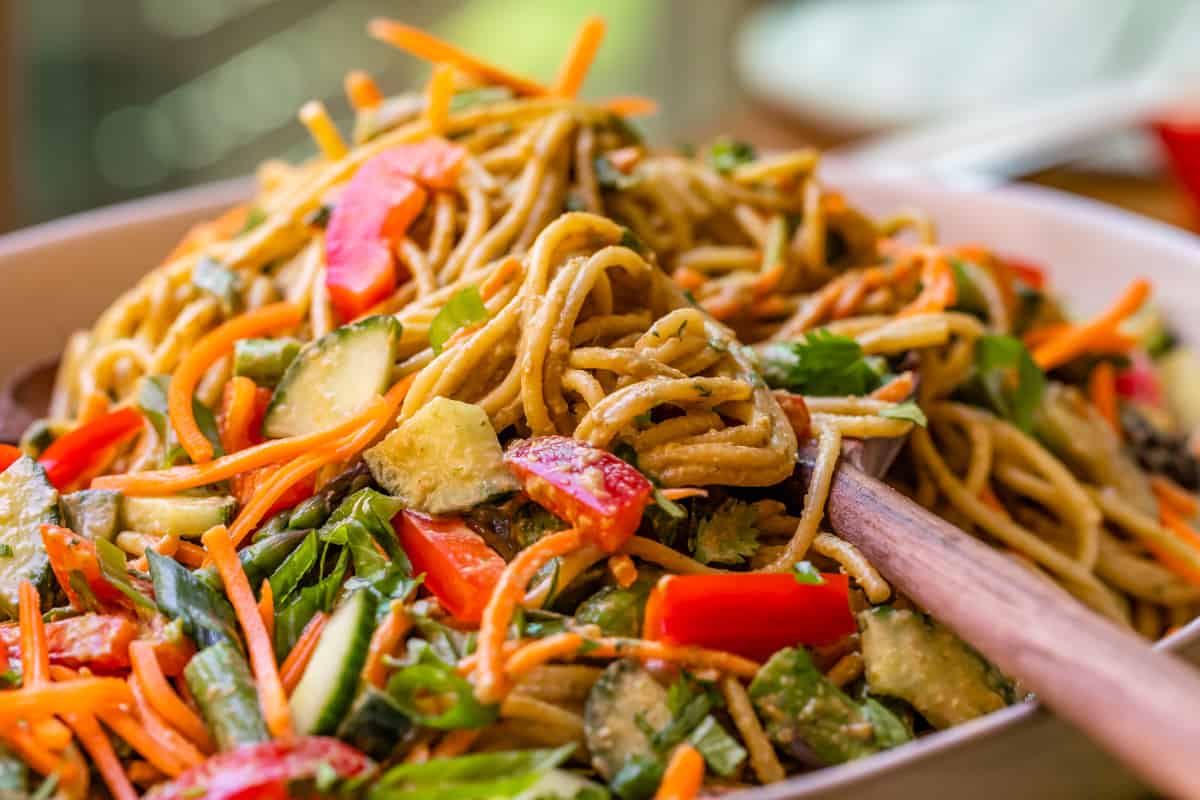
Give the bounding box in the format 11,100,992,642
234,338,302,388
364,396,518,514
121,495,236,540
335,685,418,761
289,588,375,735
0,457,59,618
264,315,401,439
584,659,671,781
184,641,270,750
61,489,121,541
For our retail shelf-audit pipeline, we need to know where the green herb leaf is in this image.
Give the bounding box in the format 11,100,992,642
373,745,573,798
707,137,757,174
192,256,242,316
880,400,927,427
949,258,990,318
272,548,347,658
430,286,488,354
758,330,888,397
965,335,1047,432
687,715,747,777
149,550,241,649
139,375,224,463
792,560,825,585
95,538,156,610
610,755,663,800
692,499,759,566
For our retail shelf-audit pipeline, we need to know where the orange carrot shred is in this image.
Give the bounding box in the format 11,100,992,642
0,677,134,724
432,729,480,758
603,95,658,117
608,553,638,588
64,711,138,800
673,267,705,292
345,69,384,110
870,372,915,403
202,525,293,739
259,580,275,642
219,376,260,455
480,256,522,301
96,706,188,778
174,541,207,568
655,744,705,800
898,253,956,318
368,19,547,97
659,488,709,501
169,302,302,464
126,675,204,770
1153,475,1200,520
128,641,214,753
425,63,456,135
553,16,607,98
363,601,412,689
281,612,329,695
1088,361,1120,438
1152,506,1200,587
1032,278,1151,370
19,581,49,686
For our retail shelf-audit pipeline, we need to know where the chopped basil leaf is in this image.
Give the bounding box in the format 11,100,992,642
149,549,241,649
430,286,488,354
792,560,825,585
880,400,927,427
758,330,887,397
962,335,1046,432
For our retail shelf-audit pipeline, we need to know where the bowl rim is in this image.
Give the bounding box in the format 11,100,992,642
2,171,1199,799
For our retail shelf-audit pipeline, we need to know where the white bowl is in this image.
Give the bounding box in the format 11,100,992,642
1,169,1198,799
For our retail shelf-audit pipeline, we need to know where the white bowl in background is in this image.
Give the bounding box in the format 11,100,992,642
1,170,1198,799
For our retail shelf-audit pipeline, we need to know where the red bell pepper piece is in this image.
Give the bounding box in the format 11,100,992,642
0,613,137,673
38,407,143,490
504,436,652,552
396,511,505,624
1116,350,1163,408
142,737,374,800
1002,256,1047,291
41,524,150,612
0,445,21,474
324,140,468,322
643,573,857,661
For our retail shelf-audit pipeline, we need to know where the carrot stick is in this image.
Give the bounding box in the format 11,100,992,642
603,95,659,117
78,391,111,425
1088,361,1120,437
259,579,275,642
553,15,606,98
1153,476,1200,520
475,528,585,703
655,744,705,800
202,526,292,739
280,612,328,694
169,302,302,464
19,581,49,686
0,678,133,722
701,293,745,321
673,267,705,291
659,488,708,501
1032,278,1150,370
503,633,584,678
128,641,214,753
480,256,521,301
219,376,260,454
96,707,188,778
608,554,638,588
870,372,915,403
1154,506,1200,587
127,675,205,769
363,602,412,689
174,540,207,568
500,634,761,683
345,69,384,110
1,727,73,779
368,19,547,97
425,63,456,135
898,253,956,318
64,711,138,800
93,396,385,495
432,729,480,758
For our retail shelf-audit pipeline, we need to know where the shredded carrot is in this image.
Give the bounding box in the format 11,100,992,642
751,261,786,298
701,292,745,322
202,525,293,739
870,372,915,403
173,540,207,568
501,633,760,683
169,302,302,465
979,484,1007,515
898,253,956,318
475,528,585,703
750,296,793,320
659,488,708,501
368,19,547,97
94,396,383,496
1153,476,1200,520
363,602,412,689
1088,362,1120,438
608,554,638,588
1032,279,1151,370
30,716,72,751
259,580,275,642
0,727,86,790
64,711,138,800
603,95,658,117
655,744,705,800
128,641,214,753
673,267,705,292
19,581,49,686
1153,506,1200,587
425,63,456,135
503,633,584,678
480,256,522,301
1025,323,1135,354
0,677,133,723
219,376,261,454
127,760,163,788
432,729,481,759
162,204,249,264
78,391,111,425
128,675,205,768
553,15,606,98
96,707,188,778
345,69,384,110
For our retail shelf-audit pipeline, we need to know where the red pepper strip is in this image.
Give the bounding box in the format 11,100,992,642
396,511,505,624
643,573,856,661
142,737,374,800
324,140,468,322
41,524,145,612
1003,257,1047,290
503,436,652,552
1116,350,1163,408
0,445,21,474
38,407,143,490
0,613,137,673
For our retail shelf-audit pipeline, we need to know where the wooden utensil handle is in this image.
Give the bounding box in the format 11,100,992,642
801,456,1200,799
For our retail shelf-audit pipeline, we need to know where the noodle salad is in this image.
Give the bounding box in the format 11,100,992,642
0,16,1198,800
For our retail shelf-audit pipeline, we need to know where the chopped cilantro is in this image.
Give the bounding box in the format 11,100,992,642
429,286,488,354
692,499,759,565
758,329,888,396
708,137,757,174
880,400,928,427
792,560,825,585
960,335,1046,432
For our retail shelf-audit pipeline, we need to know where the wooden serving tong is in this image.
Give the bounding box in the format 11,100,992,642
806,444,1200,799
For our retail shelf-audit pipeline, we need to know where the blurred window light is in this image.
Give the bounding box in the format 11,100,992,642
93,106,171,188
